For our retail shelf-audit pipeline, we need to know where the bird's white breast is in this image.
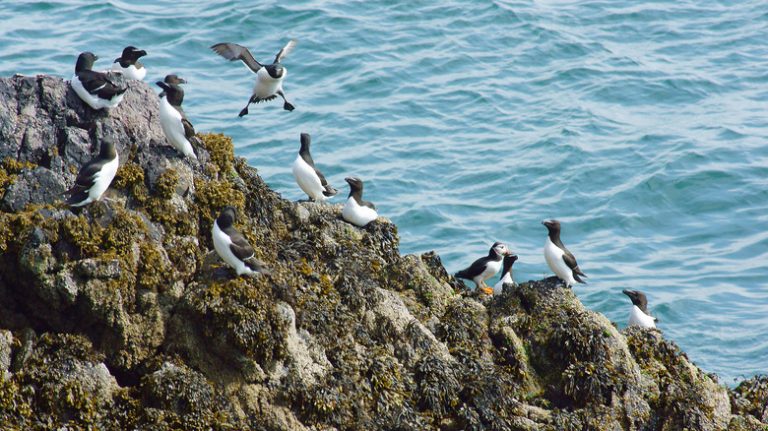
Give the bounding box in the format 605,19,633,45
292,155,325,200
254,67,284,98
112,63,146,80
544,237,576,285
628,305,656,329
71,74,124,110
477,259,502,284
212,221,253,276
342,197,378,227
493,272,513,295
158,96,195,159
89,153,119,203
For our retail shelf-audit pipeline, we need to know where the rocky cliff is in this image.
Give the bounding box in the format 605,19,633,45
0,74,765,431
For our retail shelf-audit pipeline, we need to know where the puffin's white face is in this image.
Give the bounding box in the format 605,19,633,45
493,243,510,256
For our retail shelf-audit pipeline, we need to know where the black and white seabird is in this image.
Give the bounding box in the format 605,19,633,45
156,74,198,159
542,219,587,288
210,39,296,116
493,254,518,295
622,289,657,329
292,133,337,201
341,177,378,227
65,139,119,207
71,52,127,110
112,46,147,80
212,206,268,276
455,242,514,295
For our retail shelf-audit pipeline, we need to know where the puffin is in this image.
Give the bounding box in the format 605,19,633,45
292,133,337,201
71,52,127,110
455,242,514,295
156,74,198,159
542,219,587,288
493,254,518,295
623,289,657,329
112,46,147,80
341,177,378,227
65,139,119,207
211,206,269,276
210,39,296,116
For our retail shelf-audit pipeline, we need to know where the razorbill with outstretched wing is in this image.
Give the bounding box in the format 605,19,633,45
112,46,147,80
70,52,127,110
455,242,514,295
542,219,587,288
156,74,198,159
212,206,269,276
341,177,378,227
65,139,119,207
210,39,296,116
292,133,337,201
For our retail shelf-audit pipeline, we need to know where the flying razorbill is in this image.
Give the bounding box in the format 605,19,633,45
156,74,198,159
212,206,269,276
623,289,657,329
65,139,119,207
341,177,377,227
210,39,296,117
493,253,518,295
455,242,514,295
542,219,587,288
112,46,147,80
71,52,127,110
292,133,337,201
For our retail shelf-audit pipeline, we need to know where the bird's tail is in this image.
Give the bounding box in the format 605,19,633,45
454,269,470,280
323,185,338,197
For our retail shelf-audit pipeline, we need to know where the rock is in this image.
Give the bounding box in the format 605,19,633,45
0,74,764,430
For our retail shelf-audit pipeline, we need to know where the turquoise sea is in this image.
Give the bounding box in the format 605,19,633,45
1,0,767,383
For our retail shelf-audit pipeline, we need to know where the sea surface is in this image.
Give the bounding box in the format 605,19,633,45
1,0,767,383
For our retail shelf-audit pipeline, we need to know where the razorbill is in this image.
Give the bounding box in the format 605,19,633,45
71,52,127,110
156,74,198,159
292,133,337,201
341,177,377,227
542,219,587,288
622,290,657,329
112,46,147,80
493,254,518,295
212,206,269,276
455,242,514,295
210,39,296,116
65,139,119,207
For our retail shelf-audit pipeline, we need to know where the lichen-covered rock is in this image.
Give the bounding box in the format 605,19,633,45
0,74,765,430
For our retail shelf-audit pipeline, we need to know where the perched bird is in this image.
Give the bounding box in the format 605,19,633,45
542,219,587,288
212,206,269,276
71,52,127,110
455,242,514,295
292,133,337,201
493,254,518,295
210,39,296,116
156,74,198,159
112,46,147,80
341,177,378,227
623,289,657,329
65,139,119,207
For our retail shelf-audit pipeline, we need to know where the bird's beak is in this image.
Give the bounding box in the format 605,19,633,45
506,250,515,256
622,289,632,297
138,50,147,57
179,78,187,84
114,57,120,63
541,220,547,226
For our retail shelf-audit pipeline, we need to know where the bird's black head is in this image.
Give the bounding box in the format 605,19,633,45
622,289,649,311
542,219,562,238
345,176,364,196
489,242,512,258
164,74,187,85
98,139,117,159
75,52,98,73
116,46,147,63
267,64,284,79
217,206,238,228
502,254,518,272
299,133,311,154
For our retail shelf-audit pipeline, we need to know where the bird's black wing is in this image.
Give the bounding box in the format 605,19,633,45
64,159,103,204
79,70,126,99
361,199,376,210
273,39,297,64
561,249,587,282
211,43,262,73
455,256,488,280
